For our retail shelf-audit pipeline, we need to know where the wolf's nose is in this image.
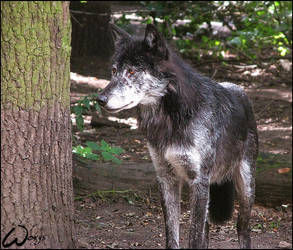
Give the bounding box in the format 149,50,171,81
97,94,108,107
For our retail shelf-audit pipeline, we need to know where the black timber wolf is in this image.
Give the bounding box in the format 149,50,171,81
97,23,258,249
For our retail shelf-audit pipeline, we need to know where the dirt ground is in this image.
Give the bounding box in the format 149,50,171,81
70,52,292,249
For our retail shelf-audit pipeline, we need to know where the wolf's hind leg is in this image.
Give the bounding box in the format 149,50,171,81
235,159,255,249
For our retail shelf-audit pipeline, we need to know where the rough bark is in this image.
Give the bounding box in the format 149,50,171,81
1,2,75,248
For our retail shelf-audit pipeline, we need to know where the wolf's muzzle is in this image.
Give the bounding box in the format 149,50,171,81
96,94,108,107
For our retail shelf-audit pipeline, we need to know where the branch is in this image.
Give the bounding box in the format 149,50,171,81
255,99,275,120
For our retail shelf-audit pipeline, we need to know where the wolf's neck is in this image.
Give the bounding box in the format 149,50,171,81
137,92,195,151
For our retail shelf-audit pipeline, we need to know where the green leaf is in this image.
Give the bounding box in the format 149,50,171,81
82,98,91,110
76,115,84,131
73,145,88,156
110,147,124,155
214,40,220,46
72,145,82,154
101,151,114,161
86,141,100,151
257,10,265,16
72,145,99,160
86,153,99,160
112,157,122,164
91,93,99,98
73,105,83,115
101,151,122,164
146,17,153,24
278,46,288,56
95,103,101,113
100,139,110,151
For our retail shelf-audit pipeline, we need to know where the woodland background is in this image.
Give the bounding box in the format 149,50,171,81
1,1,292,249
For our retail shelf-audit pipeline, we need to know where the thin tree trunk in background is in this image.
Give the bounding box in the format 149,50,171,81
1,2,75,248
70,1,112,58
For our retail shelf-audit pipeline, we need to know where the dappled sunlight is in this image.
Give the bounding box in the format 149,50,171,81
246,88,292,103
257,124,292,132
70,72,109,90
71,113,92,126
108,116,138,130
257,123,292,155
70,72,110,105
71,72,100,85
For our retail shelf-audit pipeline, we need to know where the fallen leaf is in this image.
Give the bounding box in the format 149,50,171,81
278,241,292,249
126,212,135,217
145,212,152,217
106,241,118,249
278,168,290,174
251,228,262,233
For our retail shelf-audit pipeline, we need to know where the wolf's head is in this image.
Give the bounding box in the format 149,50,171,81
97,24,170,113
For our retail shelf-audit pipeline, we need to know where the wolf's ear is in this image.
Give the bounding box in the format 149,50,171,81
144,24,168,60
110,23,131,46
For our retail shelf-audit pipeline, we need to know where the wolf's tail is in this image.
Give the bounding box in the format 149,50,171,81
209,180,235,224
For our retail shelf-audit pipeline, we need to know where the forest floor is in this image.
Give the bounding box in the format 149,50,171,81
70,51,292,249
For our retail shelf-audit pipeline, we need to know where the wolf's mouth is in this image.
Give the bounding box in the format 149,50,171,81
105,101,135,113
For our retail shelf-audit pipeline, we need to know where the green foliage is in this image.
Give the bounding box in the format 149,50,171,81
72,145,99,160
87,140,124,164
71,94,124,164
134,1,292,60
225,1,291,58
269,220,280,230
115,13,131,29
71,93,101,131
73,140,124,164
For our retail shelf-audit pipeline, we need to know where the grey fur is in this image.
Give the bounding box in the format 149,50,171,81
97,24,258,249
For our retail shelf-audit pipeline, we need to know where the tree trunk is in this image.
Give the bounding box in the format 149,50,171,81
1,2,75,248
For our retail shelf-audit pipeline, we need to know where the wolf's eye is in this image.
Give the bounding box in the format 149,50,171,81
112,68,117,74
128,69,135,76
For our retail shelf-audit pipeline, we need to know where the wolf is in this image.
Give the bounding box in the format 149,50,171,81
97,24,258,249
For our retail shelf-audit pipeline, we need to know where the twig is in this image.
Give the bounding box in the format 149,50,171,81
211,68,218,79
70,13,83,27
70,10,110,16
193,55,292,66
226,44,255,61
70,9,153,16
255,99,275,120
74,189,136,201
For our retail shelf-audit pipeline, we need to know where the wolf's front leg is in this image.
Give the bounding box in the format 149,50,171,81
148,144,181,249
189,178,210,249
157,173,181,249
